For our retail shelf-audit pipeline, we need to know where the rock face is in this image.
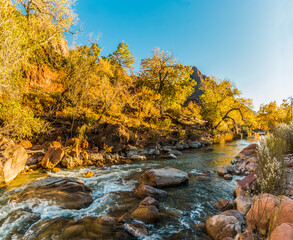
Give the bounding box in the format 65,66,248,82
131,205,160,224
206,214,241,240
135,184,168,199
41,146,64,169
10,177,93,210
140,167,189,188
96,124,130,152
0,138,28,185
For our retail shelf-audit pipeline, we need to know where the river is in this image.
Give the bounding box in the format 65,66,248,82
0,139,256,239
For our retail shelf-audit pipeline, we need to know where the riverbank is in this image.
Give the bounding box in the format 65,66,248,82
205,143,293,240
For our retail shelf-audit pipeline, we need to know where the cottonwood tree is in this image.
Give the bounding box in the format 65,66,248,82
138,48,195,115
200,77,254,132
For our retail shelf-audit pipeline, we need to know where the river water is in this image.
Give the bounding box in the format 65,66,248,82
0,139,255,240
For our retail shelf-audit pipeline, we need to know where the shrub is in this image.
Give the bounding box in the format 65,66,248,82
272,123,293,153
0,101,48,139
256,134,287,195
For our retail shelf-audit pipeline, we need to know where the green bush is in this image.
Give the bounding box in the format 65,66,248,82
0,101,48,139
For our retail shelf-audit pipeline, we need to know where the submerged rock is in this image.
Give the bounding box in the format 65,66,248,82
140,166,189,187
0,138,28,185
131,205,160,224
135,183,168,199
23,216,128,240
10,177,93,210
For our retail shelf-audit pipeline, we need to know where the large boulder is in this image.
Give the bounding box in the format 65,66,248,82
246,194,280,235
135,184,168,199
206,214,241,240
41,146,64,169
10,177,93,210
0,138,28,185
131,205,160,224
96,124,130,152
268,223,293,240
140,167,189,187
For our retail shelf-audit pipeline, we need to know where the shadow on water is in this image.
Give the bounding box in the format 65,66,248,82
0,139,256,239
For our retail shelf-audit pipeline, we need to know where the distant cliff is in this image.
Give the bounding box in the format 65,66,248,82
188,66,207,100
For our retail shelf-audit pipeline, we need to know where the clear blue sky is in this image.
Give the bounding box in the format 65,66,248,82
69,0,293,109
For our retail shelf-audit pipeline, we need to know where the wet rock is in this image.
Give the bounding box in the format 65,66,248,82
96,124,130,153
139,196,160,208
162,153,177,159
23,216,128,240
0,209,40,239
214,199,235,211
224,174,233,180
235,196,252,213
10,177,93,210
52,167,61,173
167,149,183,156
130,155,147,161
131,205,160,224
141,167,189,188
135,183,168,199
0,138,28,185
118,213,132,224
268,223,293,240
41,146,64,169
217,165,235,176
188,141,201,149
97,215,117,229
234,173,257,197
124,222,148,238
61,156,83,169
88,152,104,162
206,214,241,240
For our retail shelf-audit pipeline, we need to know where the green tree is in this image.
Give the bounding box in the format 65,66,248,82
108,41,135,69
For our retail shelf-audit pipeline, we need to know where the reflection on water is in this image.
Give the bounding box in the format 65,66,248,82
0,139,255,239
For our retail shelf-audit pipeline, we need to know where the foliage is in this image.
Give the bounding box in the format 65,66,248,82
0,101,48,139
256,134,287,194
199,77,255,133
257,100,291,131
272,122,293,153
137,48,195,114
108,41,135,69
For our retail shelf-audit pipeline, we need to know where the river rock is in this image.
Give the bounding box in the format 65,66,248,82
0,209,40,239
0,138,28,185
41,146,64,169
61,156,83,168
10,177,93,210
235,196,252,213
206,214,241,240
215,199,235,211
162,153,177,159
23,216,128,240
131,205,160,224
224,174,233,180
217,165,235,176
96,123,130,152
140,167,189,187
188,141,201,149
139,196,160,208
125,145,139,156
220,210,245,226
268,223,293,240
130,155,147,161
135,183,168,199
234,173,257,197
167,149,183,156
124,222,148,238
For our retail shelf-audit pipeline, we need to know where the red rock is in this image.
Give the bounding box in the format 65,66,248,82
234,173,257,197
268,223,293,240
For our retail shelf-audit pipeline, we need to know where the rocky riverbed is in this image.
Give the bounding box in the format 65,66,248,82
0,139,256,239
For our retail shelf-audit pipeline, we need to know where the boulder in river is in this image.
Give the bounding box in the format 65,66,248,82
41,146,64,169
214,199,235,211
139,196,160,208
10,177,93,210
217,165,235,176
140,166,189,187
135,183,168,199
131,205,160,224
124,222,148,238
0,138,28,185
